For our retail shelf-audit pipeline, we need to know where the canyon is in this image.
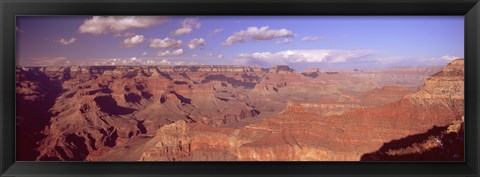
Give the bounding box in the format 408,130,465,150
15,59,464,161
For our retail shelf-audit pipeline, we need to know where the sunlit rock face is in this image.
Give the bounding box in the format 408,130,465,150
407,59,464,113
16,60,463,161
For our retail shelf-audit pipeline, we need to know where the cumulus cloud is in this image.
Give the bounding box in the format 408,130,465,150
157,49,184,57
302,36,324,42
235,49,377,66
172,49,184,55
172,17,201,36
121,35,145,48
203,52,224,59
208,28,223,36
55,37,77,45
142,52,148,56
206,53,214,57
223,26,294,46
149,37,182,49
94,56,160,66
79,16,168,35
145,59,156,65
174,61,186,65
188,38,206,49
212,28,223,33
173,28,192,36
158,58,172,65
275,38,292,45
440,55,461,61
96,58,124,66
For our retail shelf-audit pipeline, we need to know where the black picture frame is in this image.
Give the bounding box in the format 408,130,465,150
1,0,479,176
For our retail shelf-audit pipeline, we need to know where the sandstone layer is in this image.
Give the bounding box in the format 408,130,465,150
16,60,464,161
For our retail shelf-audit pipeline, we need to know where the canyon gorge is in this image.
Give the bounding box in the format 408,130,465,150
16,59,464,161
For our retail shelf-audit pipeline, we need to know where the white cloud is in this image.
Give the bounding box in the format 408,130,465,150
157,49,184,57
142,52,148,56
275,38,292,45
98,56,152,66
91,56,199,66
212,28,223,33
172,49,184,55
96,58,122,66
204,52,224,59
159,58,171,64
79,16,168,35
55,37,77,45
172,18,201,36
94,57,154,66
188,38,206,49
302,36,324,42
173,27,192,36
191,54,198,57
208,28,223,36
223,26,294,46
174,61,186,65
440,55,461,61
121,35,145,48
235,49,377,66
146,59,155,64
149,37,182,49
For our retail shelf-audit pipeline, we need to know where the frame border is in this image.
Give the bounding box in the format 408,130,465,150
1,0,479,176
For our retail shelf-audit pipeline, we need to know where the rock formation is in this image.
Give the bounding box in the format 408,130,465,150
15,60,464,161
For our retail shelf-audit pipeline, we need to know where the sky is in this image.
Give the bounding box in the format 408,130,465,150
16,16,464,71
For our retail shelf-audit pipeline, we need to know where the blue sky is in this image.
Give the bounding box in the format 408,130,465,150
16,16,464,71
